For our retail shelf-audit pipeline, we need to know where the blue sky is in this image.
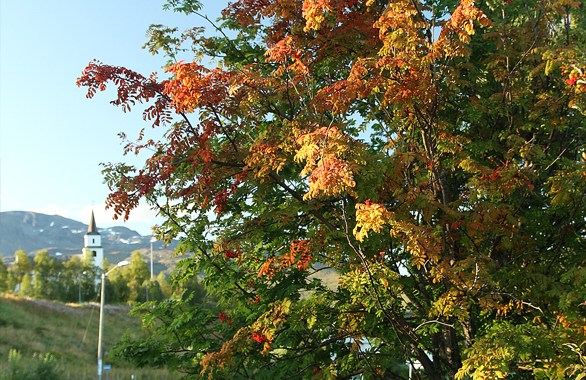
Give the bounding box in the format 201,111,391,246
0,1,223,235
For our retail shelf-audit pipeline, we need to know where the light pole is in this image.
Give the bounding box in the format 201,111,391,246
150,237,155,281
97,260,130,380
147,237,155,302
78,271,87,304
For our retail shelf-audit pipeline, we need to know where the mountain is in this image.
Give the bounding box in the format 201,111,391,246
0,211,178,265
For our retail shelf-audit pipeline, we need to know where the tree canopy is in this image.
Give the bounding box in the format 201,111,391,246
78,0,585,378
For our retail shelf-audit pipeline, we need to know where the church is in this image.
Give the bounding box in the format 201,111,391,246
82,210,104,269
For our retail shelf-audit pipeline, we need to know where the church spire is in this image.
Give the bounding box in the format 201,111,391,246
88,210,99,235
83,210,104,272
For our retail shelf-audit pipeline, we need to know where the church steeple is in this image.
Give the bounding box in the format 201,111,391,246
88,210,98,234
83,210,104,269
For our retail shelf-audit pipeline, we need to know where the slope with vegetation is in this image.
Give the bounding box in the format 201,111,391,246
0,294,177,379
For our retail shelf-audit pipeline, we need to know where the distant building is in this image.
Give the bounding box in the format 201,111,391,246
82,210,104,270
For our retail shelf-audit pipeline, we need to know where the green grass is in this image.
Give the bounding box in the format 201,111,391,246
0,294,178,379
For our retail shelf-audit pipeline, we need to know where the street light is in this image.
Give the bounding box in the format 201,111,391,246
97,260,130,380
78,271,87,304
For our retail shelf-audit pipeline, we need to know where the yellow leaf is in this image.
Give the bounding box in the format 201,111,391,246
353,201,392,242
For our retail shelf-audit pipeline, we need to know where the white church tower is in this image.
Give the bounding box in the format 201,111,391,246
83,210,104,270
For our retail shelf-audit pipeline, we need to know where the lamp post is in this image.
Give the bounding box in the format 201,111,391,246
77,271,87,304
97,260,130,380
150,237,155,281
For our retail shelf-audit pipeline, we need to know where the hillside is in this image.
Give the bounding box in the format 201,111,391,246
0,211,179,270
0,294,177,379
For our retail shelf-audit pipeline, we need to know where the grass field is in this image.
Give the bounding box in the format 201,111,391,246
0,294,178,380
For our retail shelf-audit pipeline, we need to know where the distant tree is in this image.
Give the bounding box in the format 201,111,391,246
63,255,99,302
13,250,32,285
146,279,164,302
80,255,98,300
19,273,32,297
126,251,150,302
5,270,17,294
0,257,7,293
155,271,172,299
55,255,96,302
32,250,60,299
106,259,130,304
59,255,82,302
101,257,111,273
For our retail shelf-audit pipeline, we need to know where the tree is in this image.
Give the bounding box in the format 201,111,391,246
126,251,150,302
156,272,172,297
13,250,32,286
32,250,60,300
0,257,8,293
19,273,33,297
58,255,97,303
5,269,18,294
78,0,585,378
151,271,173,301
100,258,129,304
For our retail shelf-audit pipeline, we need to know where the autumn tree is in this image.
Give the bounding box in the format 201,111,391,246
78,0,585,378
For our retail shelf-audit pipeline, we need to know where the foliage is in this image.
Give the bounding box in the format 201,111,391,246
106,251,168,303
12,251,32,286
0,258,8,293
0,250,169,305
19,274,32,297
127,251,151,301
78,0,585,378
32,251,60,299
0,349,61,380
59,255,98,303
